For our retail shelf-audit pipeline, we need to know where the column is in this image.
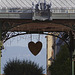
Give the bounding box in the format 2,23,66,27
0,21,2,75
69,31,75,75
46,34,54,75
72,39,75,75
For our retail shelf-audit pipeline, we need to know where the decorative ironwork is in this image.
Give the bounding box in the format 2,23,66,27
32,0,52,21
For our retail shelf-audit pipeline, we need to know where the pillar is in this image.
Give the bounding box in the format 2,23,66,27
72,58,74,75
72,40,75,75
69,31,75,75
46,34,54,75
0,21,3,75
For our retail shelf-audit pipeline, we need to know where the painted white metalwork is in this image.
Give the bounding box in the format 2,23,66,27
0,0,75,8
32,0,52,20
0,0,75,20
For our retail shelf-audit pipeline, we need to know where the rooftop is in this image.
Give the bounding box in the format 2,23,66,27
0,0,75,8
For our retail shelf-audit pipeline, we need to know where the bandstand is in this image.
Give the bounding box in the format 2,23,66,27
0,0,75,75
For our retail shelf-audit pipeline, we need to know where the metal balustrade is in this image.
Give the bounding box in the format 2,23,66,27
0,8,32,13
52,8,75,13
0,7,75,13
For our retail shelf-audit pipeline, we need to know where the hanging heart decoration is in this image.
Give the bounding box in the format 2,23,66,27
28,41,42,56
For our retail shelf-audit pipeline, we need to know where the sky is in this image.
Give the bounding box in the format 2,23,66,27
1,34,47,74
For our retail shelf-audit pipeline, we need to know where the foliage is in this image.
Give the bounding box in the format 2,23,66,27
49,44,71,75
3,59,44,75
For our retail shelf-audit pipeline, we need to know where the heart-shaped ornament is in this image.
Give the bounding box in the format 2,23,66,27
28,41,42,56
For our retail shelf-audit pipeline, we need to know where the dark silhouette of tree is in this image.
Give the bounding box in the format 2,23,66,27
49,44,71,75
3,59,44,75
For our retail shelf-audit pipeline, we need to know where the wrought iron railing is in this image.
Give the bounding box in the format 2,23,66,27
0,7,75,13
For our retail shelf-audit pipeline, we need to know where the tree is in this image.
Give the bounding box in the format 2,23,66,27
3,59,44,75
49,44,71,75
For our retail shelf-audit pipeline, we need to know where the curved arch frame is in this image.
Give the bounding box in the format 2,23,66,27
2,20,73,50
4,32,70,50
